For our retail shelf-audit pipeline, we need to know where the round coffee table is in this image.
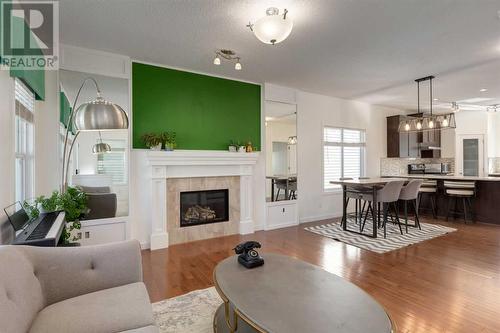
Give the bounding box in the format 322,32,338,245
213,254,394,333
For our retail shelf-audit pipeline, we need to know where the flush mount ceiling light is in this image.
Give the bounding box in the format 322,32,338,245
398,76,456,133
213,49,242,70
247,7,293,45
487,104,500,113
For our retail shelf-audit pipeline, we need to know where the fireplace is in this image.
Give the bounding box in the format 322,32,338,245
180,189,229,227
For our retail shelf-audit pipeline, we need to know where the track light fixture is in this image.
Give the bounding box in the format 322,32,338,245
213,49,242,71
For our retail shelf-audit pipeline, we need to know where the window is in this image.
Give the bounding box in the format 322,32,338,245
14,79,35,202
97,139,127,185
323,127,366,191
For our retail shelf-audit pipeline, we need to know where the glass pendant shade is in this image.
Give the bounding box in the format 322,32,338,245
92,142,111,154
235,61,242,70
252,8,293,45
213,56,221,65
73,96,129,131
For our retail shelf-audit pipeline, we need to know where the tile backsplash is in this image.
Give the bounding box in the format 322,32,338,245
380,158,455,176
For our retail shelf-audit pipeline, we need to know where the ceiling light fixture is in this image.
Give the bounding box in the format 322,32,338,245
213,49,242,70
480,88,488,92
247,7,293,45
487,104,500,113
398,76,456,132
451,102,460,112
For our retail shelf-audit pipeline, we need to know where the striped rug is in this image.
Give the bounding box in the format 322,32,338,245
304,219,456,254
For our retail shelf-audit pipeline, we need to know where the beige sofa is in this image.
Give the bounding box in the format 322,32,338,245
0,240,158,333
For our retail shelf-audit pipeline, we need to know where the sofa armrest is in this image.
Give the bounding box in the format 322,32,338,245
19,240,142,306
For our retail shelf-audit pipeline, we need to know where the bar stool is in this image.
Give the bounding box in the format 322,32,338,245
444,181,476,223
341,178,371,228
399,179,423,232
418,180,438,219
360,180,406,238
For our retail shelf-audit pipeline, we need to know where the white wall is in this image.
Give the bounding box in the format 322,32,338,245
296,91,401,222
0,68,15,244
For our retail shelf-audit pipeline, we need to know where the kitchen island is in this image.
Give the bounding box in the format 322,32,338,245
383,174,500,224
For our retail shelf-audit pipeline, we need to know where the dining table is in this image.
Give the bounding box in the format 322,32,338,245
329,177,406,238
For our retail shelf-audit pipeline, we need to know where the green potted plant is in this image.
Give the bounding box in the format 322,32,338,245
141,133,163,150
23,187,88,245
228,140,238,152
161,131,177,151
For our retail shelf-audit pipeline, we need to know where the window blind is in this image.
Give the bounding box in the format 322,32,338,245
97,139,127,185
324,127,366,190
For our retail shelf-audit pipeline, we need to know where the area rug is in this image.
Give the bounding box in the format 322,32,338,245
153,287,222,333
304,219,456,254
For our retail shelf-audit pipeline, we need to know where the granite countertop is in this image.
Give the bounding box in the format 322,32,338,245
382,174,500,182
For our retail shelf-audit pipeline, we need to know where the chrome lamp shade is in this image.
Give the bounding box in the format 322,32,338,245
92,142,111,154
73,96,129,131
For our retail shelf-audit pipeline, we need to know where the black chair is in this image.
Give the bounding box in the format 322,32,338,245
444,181,476,223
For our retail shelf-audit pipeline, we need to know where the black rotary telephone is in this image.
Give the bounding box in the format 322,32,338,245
233,241,264,269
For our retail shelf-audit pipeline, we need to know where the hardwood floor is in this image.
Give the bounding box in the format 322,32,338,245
142,218,500,333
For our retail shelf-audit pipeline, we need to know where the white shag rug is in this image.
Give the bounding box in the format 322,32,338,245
153,287,223,333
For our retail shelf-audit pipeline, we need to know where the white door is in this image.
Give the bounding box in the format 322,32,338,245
456,134,484,177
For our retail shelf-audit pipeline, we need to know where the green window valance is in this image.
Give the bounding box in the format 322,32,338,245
3,8,45,100
59,91,75,134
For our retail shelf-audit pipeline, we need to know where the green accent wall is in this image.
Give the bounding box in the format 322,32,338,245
132,62,261,150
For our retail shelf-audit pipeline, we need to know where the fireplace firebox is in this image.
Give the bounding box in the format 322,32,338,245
180,189,229,227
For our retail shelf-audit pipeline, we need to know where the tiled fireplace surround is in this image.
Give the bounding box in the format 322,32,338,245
146,151,259,250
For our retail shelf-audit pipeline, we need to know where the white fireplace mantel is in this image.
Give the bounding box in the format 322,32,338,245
146,150,260,250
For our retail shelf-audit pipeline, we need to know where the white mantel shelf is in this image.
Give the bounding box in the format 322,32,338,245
146,150,260,166
145,150,260,250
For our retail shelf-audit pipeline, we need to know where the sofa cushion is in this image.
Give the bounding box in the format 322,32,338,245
29,282,154,333
0,247,44,333
120,325,159,333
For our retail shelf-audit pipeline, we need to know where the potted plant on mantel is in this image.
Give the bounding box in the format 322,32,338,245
161,131,177,151
23,187,88,246
141,133,163,150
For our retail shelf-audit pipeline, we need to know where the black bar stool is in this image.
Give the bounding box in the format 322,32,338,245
444,181,476,223
418,180,438,218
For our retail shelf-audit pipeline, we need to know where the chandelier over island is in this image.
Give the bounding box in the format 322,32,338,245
398,76,457,133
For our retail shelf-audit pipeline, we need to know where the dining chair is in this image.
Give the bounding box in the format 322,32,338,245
399,179,424,232
360,180,406,238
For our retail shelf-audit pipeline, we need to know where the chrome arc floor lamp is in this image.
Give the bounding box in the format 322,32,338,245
61,77,129,192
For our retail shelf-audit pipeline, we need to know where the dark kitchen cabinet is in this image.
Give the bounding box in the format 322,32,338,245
387,115,419,158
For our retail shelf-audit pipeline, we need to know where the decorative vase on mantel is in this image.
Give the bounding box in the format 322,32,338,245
150,143,162,151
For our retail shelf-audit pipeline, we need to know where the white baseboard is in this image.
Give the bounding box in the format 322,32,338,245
239,219,255,235
150,232,169,250
264,221,298,231
140,242,150,250
299,212,342,224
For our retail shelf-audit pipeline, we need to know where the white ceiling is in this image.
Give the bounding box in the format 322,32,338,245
59,0,500,111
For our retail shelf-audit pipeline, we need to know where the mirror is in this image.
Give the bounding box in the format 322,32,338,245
265,101,297,202
59,70,129,218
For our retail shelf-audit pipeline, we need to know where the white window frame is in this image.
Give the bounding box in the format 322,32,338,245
323,126,366,192
14,79,36,203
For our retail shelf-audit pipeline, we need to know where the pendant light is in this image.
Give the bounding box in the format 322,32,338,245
247,8,293,45
92,131,111,154
398,76,456,132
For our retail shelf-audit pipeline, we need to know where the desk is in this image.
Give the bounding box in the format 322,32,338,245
329,178,406,238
